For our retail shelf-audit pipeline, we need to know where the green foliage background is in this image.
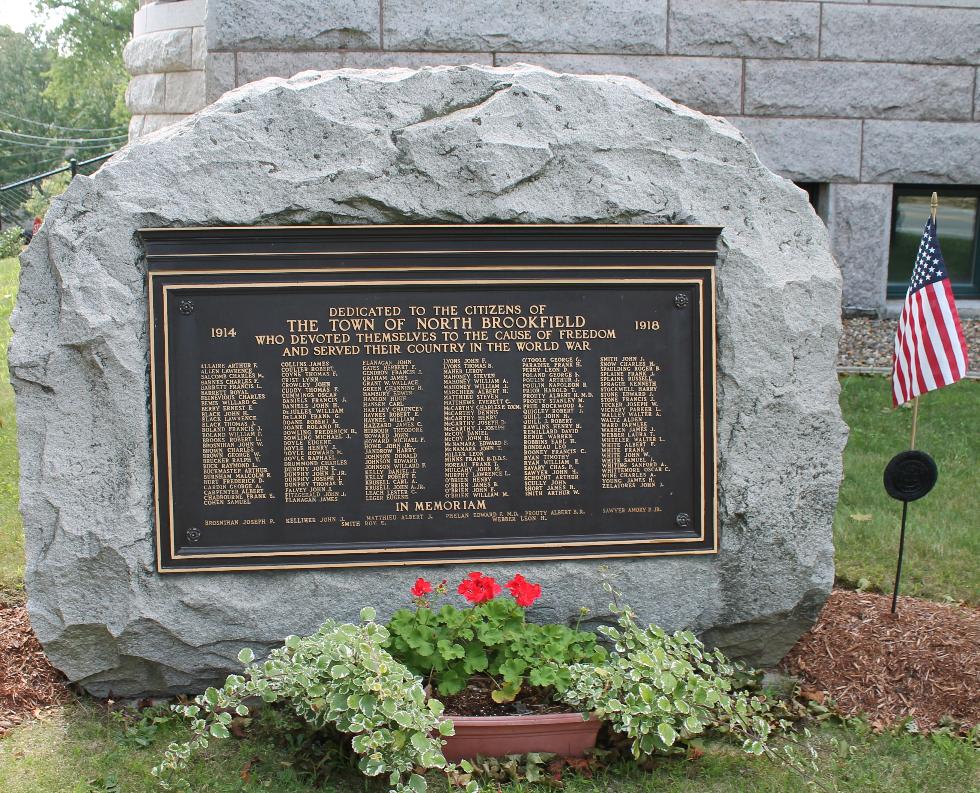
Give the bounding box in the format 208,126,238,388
35,0,136,129
0,1,135,190
0,26,59,185
22,169,71,216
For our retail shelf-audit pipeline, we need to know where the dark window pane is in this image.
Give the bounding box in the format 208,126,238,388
889,194,977,287
794,182,824,220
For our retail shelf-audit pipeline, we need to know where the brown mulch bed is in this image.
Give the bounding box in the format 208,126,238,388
0,602,69,736
783,589,980,732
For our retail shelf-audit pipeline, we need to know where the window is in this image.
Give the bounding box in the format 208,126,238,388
794,182,826,221
888,185,980,299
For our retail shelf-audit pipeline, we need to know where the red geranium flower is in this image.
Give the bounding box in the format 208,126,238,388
457,572,502,604
410,577,433,598
505,574,542,608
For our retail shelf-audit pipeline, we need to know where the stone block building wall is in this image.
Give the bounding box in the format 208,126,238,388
124,0,206,137
124,0,980,316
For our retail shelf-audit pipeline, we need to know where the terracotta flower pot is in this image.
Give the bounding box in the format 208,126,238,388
441,712,602,761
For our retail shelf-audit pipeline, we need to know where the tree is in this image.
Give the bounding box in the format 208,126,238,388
0,26,61,186
35,0,137,131
0,2,135,220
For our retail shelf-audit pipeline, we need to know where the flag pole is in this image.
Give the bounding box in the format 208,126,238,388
909,192,938,451
894,191,939,610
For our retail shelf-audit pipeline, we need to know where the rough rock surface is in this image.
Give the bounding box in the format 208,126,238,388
11,65,847,696
494,54,742,117
727,117,862,183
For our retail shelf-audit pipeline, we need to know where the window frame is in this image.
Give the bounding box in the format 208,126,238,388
887,184,980,300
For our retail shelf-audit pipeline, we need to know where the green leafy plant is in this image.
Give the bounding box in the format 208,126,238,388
0,228,24,259
385,573,606,702
448,751,607,787
246,705,353,786
557,595,781,759
153,608,476,793
109,703,173,749
84,772,120,793
23,170,71,218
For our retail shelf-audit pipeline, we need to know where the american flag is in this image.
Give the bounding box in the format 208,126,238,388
892,215,969,406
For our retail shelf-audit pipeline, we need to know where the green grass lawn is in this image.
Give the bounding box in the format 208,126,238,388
0,253,977,790
835,375,979,604
0,256,22,597
0,700,976,793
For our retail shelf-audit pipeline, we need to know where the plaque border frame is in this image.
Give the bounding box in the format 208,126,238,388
143,225,720,573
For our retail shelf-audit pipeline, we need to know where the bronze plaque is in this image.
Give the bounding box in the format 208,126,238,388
144,225,719,572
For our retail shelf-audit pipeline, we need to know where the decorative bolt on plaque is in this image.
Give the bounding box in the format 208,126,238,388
186,527,201,543
178,299,195,315
675,512,691,528
673,293,689,309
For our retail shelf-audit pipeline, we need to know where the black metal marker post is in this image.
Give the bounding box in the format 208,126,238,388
882,450,938,613
891,501,909,613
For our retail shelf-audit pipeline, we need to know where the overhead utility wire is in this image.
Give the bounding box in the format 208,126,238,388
0,109,127,134
0,137,120,151
2,165,55,181
0,193,26,213
0,130,123,145
0,185,24,202
0,164,67,184
0,150,69,164
1,151,117,191
0,128,129,143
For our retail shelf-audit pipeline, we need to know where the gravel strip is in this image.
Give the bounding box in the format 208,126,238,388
840,317,979,377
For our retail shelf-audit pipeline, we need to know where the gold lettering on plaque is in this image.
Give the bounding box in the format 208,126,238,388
443,358,519,499
600,356,668,489
200,362,271,505
281,360,355,502
522,357,593,496
362,359,425,501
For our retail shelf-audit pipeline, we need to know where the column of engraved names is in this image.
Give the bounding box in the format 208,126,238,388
200,362,270,505
522,357,592,496
600,357,667,489
443,358,518,499
281,360,354,503
362,360,424,501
